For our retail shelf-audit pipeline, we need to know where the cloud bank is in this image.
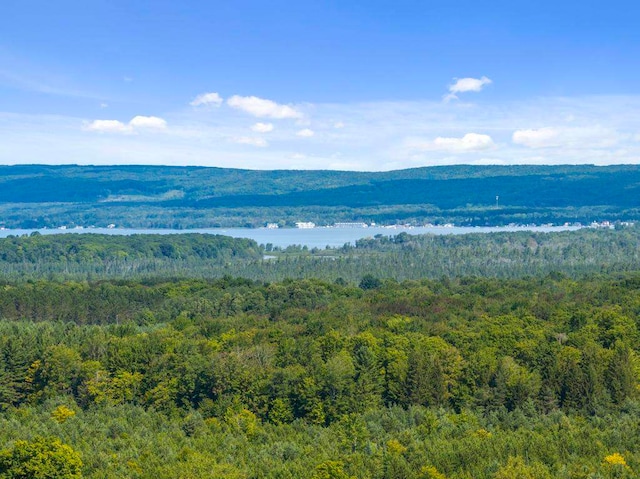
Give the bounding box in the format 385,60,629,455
4,93,640,171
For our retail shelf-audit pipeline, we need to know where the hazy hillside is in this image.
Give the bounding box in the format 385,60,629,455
1,164,639,228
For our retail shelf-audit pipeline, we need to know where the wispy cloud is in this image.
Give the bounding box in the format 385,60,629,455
444,76,492,102
512,127,559,148
513,126,621,149
227,95,303,119
296,128,315,137
0,49,107,100
3,94,640,170
190,92,223,107
251,122,274,133
231,136,269,147
408,133,495,152
85,119,131,134
85,115,167,134
0,68,102,100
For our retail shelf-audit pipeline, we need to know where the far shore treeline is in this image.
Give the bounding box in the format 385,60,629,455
2,164,640,228
0,225,638,281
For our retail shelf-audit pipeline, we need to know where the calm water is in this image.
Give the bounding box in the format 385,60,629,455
0,225,582,248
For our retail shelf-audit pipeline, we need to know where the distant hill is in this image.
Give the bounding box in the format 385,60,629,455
0,164,639,227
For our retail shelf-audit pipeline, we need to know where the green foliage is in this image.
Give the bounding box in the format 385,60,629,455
494,456,551,479
50,406,75,424
2,272,640,477
312,461,354,479
0,437,82,479
359,274,382,290
0,233,261,280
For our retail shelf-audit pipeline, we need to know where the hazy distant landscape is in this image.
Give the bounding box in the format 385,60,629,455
1,164,639,228
3,1,640,478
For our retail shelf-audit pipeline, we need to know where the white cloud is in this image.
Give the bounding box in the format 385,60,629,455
445,76,492,101
129,115,167,129
84,119,130,134
227,95,302,119
100,103,109,109
296,128,315,137
232,136,268,147
512,128,560,148
513,127,620,149
334,121,345,128
85,116,167,134
190,92,223,107
450,76,492,93
410,133,495,152
434,133,494,151
251,122,274,133
8,94,640,170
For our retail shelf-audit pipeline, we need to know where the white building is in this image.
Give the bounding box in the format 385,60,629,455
334,222,368,228
295,222,316,229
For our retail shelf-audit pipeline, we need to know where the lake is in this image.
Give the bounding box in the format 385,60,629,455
0,225,583,248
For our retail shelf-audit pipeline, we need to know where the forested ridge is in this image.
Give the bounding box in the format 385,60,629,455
0,233,261,263
0,233,262,280
2,164,640,228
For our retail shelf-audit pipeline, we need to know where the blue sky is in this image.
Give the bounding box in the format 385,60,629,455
1,0,640,170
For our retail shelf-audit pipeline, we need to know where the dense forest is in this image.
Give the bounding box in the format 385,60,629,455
1,164,640,227
2,274,640,477
2,229,640,477
1,225,640,281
